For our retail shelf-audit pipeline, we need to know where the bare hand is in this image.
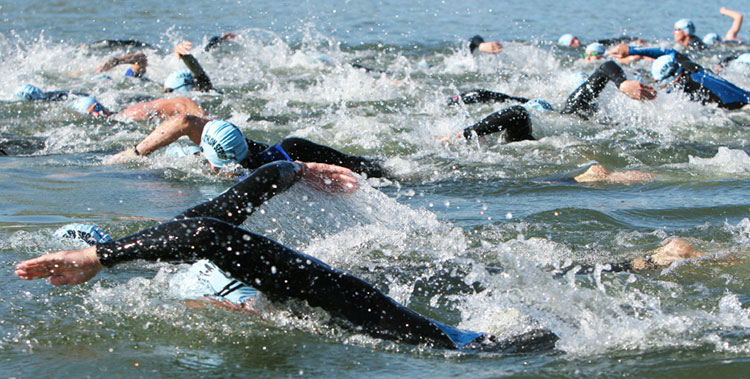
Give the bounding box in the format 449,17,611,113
618,80,657,100
298,161,359,193
15,246,103,286
174,41,193,58
478,41,503,54
95,57,119,73
220,32,238,41
606,43,630,59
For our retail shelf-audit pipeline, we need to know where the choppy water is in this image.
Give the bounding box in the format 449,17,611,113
2,0,750,377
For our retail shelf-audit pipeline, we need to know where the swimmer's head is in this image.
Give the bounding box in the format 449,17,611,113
558,34,581,47
584,42,605,61
69,96,111,117
54,223,113,246
200,120,249,168
736,53,750,65
164,70,195,93
15,84,45,101
702,33,721,45
651,54,682,86
673,19,695,35
523,99,554,112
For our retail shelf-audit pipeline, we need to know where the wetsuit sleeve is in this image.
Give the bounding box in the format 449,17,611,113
628,47,677,59
717,55,738,68
469,35,484,53
463,105,534,142
95,217,458,348
448,89,530,105
180,54,214,92
173,161,303,225
86,40,154,49
560,60,627,119
204,36,224,52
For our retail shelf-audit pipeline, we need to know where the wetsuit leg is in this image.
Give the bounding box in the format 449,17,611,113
277,137,388,178
96,217,458,349
560,61,627,119
174,161,303,225
463,105,534,142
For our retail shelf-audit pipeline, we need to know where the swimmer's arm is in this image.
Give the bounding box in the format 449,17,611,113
449,89,529,105
720,7,743,42
627,47,676,60
204,32,237,52
174,41,215,92
174,161,306,224
95,51,147,76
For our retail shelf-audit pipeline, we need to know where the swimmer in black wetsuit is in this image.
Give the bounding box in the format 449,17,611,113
203,32,238,52
468,35,503,54
94,51,149,79
15,160,559,352
167,41,218,93
608,44,750,109
672,19,707,51
109,116,388,178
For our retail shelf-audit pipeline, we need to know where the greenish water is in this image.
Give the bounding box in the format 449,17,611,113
2,0,750,377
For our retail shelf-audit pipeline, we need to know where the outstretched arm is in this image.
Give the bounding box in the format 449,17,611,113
175,41,215,92
204,32,238,52
721,7,744,42
95,51,148,77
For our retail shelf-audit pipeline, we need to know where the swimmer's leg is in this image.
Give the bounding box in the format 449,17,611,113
96,217,457,348
463,105,534,142
277,137,388,178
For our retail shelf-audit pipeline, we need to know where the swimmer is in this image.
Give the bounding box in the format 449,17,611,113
715,53,750,72
15,161,559,352
203,32,238,52
608,44,750,109
469,35,503,54
82,39,155,50
94,51,149,78
672,19,707,51
14,84,89,102
573,164,654,184
558,34,582,48
110,116,388,177
583,42,643,65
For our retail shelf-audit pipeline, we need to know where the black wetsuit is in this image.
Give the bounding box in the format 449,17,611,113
169,54,216,93
560,60,628,119
685,35,708,51
93,161,558,351
86,39,155,50
240,137,388,178
462,106,535,142
448,89,530,106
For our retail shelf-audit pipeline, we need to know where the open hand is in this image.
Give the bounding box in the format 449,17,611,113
606,43,630,59
298,161,359,193
15,246,103,286
174,41,193,57
619,80,657,100
478,41,503,54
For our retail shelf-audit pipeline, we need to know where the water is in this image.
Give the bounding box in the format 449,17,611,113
2,0,750,376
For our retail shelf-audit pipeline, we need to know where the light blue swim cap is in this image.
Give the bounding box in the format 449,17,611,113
524,99,554,112
558,34,575,47
736,53,750,65
54,223,113,245
69,96,99,114
674,19,695,35
651,54,680,83
15,84,45,101
164,70,195,92
702,33,721,45
200,120,249,168
91,73,113,80
585,42,605,55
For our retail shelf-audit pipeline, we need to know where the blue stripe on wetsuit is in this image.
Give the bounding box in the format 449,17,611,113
628,47,677,59
259,144,293,164
125,68,135,77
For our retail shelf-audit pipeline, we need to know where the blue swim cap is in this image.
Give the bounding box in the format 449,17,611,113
15,84,45,101
702,33,721,45
54,223,113,245
558,34,575,47
736,53,750,65
585,42,605,55
651,55,681,84
164,143,202,158
200,120,249,168
91,73,112,80
69,96,99,114
164,70,195,92
524,99,554,112
674,19,695,35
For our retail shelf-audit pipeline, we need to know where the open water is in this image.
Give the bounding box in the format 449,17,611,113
2,0,750,377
